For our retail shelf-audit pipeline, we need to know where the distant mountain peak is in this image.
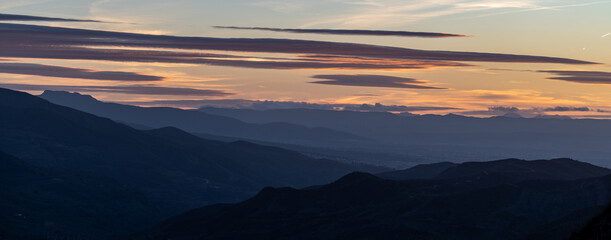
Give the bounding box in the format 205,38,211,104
326,171,389,189
534,114,572,119
40,90,99,102
379,158,611,182
502,112,524,118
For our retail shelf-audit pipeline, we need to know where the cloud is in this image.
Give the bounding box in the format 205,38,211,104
0,32,468,70
0,23,596,66
462,105,603,118
0,13,102,22
126,99,256,109
129,98,458,112
129,99,340,109
543,106,590,112
488,106,520,112
0,83,232,96
214,26,469,38
0,62,163,81
462,106,540,118
303,0,608,28
342,103,458,112
310,74,445,89
540,70,611,84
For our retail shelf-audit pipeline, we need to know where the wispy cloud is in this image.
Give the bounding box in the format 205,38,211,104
310,74,445,89
303,0,609,28
0,13,103,22
0,83,232,96
540,70,611,84
214,26,469,38
0,22,596,66
0,62,163,81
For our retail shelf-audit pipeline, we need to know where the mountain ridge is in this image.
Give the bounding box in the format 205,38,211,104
131,166,611,240
39,90,369,147
1,88,375,210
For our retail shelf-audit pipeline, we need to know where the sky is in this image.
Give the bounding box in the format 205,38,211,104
0,0,610,118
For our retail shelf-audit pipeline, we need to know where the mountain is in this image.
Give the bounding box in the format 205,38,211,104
434,158,611,181
38,90,368,147
131,165,611,240
0,88,376,210
198,107,611,168
570,204,611,240
380,158,611,182
377,162,457,180
0,150,170,240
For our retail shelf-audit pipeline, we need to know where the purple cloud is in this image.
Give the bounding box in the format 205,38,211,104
214,26,469,38
0,13,102,22
0,83,232,96
310,74,445,89
540,70,611,84
0,23,597,65
0,62,163,81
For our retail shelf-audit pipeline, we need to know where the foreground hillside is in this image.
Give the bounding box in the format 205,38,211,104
571,204,611,240
0,151,169,239
132,159,611,240
0,88,384,239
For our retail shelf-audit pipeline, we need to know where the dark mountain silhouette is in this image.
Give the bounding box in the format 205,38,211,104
379,158,611,182
377,161,457,180
570,203,611,240
198,107,611,168
435,158,611,181
0,150,171,240
131,164,611,240
0,88,376,211
39,90,368,147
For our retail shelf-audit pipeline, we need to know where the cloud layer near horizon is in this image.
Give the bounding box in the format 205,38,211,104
540,70,611,84
0,83,232,96
214,26,469,38
310,74,445,89
0,13,102,22
133,98,459,112
0,62,163,81
462,105,607,118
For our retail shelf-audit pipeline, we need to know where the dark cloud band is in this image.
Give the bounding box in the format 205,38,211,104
0,13,102,22
214,26,469,38
310,74,445,89
0,62,163,81
0,23,597,65
0,83,232,96
540,70,611,84
544,106,590,112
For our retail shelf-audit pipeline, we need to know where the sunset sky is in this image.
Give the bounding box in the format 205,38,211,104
1,0,610,118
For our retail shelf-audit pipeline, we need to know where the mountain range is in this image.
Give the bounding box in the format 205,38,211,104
198,107,611,168
131,159,611,240
0,87,385,239
40,91,611,169
2,87,611,239
38,90,368,147
378,158,611,182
